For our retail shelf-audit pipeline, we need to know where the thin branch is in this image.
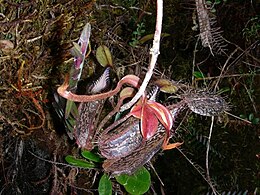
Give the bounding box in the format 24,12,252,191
214,48,239,92
225,111,251,124
195,73,260,81
206,116,218,195
192,36,200,85
177,147,218,193
120,0,163,112
148,162,164,186
224,39,260,65
29,151,74,167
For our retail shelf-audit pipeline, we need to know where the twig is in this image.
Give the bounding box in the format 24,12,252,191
242,82,257,114
192,36,200,85
225,39,260,65
214,48,239,92
214,41,260,91
149,162,164,186
51,153,58,194
195,73,260,81
120,0,163,112
28,151,89,169
205,116,218,195
177,148,219,194
225,111,251,124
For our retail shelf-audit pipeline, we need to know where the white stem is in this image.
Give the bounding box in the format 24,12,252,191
206,116,219,195
120,0,163,112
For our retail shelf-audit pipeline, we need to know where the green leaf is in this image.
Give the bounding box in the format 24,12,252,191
211,8,216,13
114,111,123,121
70,42,83,58
115,167,151,195
64,114,77,137
98,174,112,195
154,79,178,94
248,113,255,121
193,71,205,79
239,114,247,120
218,87,230,94
81,150,103,163
139,33,170,45
65,155,95,169
206,1,212,5
65,100,78,119
215,0,221,4
96,45,113,67
252,117,260,125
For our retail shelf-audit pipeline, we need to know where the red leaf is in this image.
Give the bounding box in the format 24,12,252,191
141,104,159,139
129,95,147,118
147,100,173,131
130,104,142,118
129,96,172,140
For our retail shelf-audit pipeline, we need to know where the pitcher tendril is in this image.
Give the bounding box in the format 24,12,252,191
57,74,141,102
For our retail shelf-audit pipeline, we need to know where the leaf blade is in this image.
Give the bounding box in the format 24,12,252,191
96,45,113,67
81,150,103,163
65,155,95,169
98,174,112,195
115,167,151,195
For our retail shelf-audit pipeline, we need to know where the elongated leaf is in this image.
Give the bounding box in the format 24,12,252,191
65,23,91,123
193,71,205,79
96,45,113,67
70,25,91,87
64,114,77,137
70,42,83,58
130,104,142,118
119,87,135,99
65,155,95,168
130,97,172,139
69,23,91,88
52,93,75,139
141,104,158,139
139,33,170,45
115,167,151,195
65,99,78,119
147,100,173,131
217,87,230,94
154,79,178,94
81,150,103,163
74,23,91,70
98,174,112,195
